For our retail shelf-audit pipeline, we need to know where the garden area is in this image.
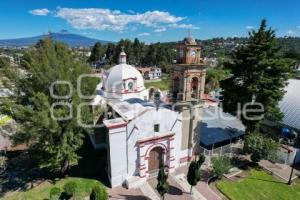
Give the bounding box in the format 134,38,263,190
3,177,107,200
144,74,169,91
216,169,300,200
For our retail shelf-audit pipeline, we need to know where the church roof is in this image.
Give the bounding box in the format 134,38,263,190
107,98,175,121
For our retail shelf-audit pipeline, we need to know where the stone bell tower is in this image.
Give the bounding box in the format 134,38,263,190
170,33,208,162
170,33,207,102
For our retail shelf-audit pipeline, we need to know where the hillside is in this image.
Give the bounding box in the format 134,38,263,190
0,31,112,47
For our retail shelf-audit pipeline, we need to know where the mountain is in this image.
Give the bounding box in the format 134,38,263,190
0,31,113,47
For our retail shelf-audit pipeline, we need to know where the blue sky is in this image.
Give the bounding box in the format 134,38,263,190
0,0,299,43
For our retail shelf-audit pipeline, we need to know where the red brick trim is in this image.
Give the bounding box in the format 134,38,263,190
137,133,175,144
106,122,127,129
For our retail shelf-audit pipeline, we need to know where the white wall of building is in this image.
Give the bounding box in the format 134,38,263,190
108,107,183,187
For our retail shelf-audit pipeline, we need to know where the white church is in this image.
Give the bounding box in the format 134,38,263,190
90,36,245,188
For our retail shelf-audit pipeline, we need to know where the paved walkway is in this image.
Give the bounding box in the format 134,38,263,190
108,186,150,200
171,173,206,200
108,165,223,200
148,175,193,200
259,160,299,182
140,181,160,200
175,165,222,200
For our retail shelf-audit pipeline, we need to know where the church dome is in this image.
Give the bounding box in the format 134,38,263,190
104,63,145,93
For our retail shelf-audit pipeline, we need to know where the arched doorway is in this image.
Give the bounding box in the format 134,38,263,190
191,77,198,99
148,147,164,173
173,76,180,99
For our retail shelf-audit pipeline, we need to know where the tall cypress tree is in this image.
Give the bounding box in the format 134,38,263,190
187,160,199,194
89,42,104,63
156,165,169,200
221,19,294,132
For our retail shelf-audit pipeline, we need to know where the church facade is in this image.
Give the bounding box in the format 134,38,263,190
91,36,207,188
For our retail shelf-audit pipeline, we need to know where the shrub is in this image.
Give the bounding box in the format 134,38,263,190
90,184,108,200
211,156,232,179
50,187,61,200
244,132,279,163
63,181,77,197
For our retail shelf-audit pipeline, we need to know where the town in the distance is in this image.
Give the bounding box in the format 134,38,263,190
1,1,300,200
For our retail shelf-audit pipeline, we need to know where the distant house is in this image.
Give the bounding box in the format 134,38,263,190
137,67,162,80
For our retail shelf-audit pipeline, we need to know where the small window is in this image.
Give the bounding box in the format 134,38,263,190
154,124,160,132
128,82,134,91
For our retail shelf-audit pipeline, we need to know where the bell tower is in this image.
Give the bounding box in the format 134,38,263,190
170,34,207,102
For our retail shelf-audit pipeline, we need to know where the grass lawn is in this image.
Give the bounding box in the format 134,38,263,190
2,177,104,200
217,169,300,200
145,75,170,91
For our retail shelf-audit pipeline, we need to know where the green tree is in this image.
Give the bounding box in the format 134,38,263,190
220,19,294,132
105,43,116,64
156,165,169,200
1,38,98,173
243,132,279,164
89,42,105,62
211,156,232,179
0,57,10,68
187,160,199,194
206,65,230,92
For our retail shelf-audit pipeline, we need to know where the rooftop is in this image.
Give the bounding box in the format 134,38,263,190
199,106,245,148
279,79,300,130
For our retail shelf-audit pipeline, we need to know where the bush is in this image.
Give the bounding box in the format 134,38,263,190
63,181,77,197
90,184,108,200
211,156,232,179
244,132,279,163
50,187,61,200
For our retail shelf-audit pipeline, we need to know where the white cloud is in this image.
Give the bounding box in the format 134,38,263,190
297,25,300,29
128,10,135,14
168,23,200,29
138,32,150,36
29,8,50,16
246,26,254,30
154,27,167,32
286,30,295,36
54,8,195,32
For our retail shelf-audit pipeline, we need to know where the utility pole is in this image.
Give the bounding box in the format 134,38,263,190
288,149,298,185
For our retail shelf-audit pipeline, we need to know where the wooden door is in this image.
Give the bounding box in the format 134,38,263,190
148,147,164,172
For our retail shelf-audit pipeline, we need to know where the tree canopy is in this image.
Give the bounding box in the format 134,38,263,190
221,19,294,132
89,38,175,73
1,38,98,173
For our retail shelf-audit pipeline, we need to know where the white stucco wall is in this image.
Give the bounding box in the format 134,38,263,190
108,126,128,187
126,108,182,177
108,107,183,187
